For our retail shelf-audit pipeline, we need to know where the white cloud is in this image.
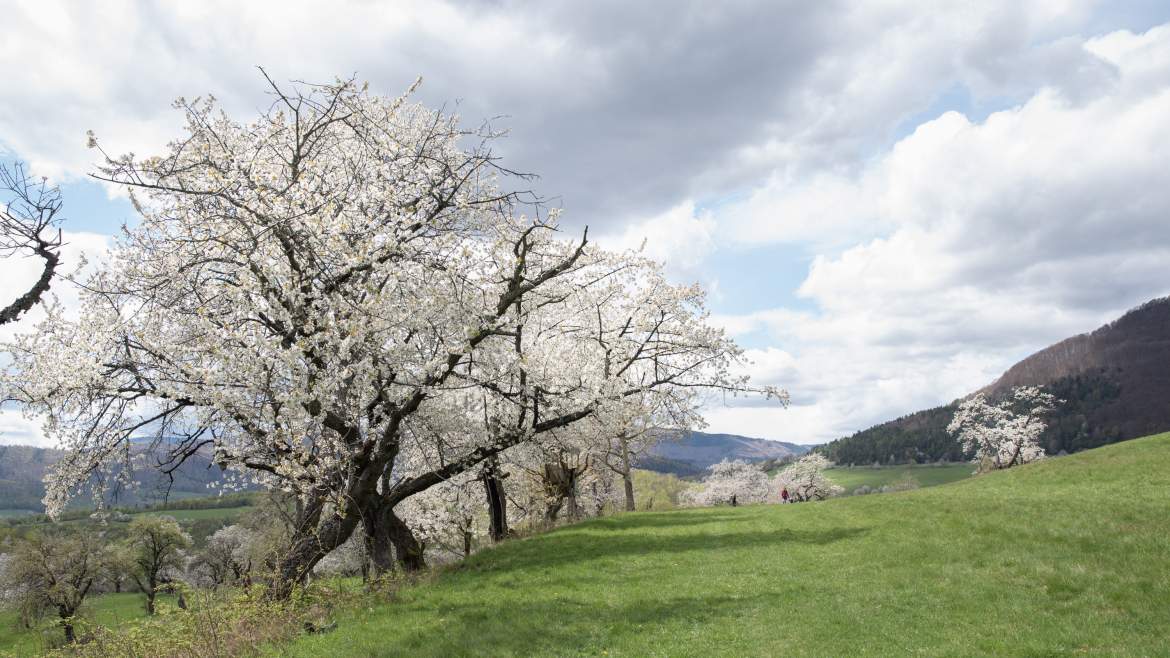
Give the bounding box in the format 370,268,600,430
0,407,49,447
596,200,717,281
701,24,1170,445
2,2,1167,449
0,0,594,183
0,231,112,343
0,0,1107,224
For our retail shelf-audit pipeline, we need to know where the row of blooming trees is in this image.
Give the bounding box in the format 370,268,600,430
683,384,1061,509
682,454,842,506
0,75,782,598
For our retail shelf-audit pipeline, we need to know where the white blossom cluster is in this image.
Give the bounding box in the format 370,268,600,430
681,453,844,508
312,534,367,577
947,386,1058,471
394,474,482,551
680,459,772,507
773,453,842,502
187,524,257,588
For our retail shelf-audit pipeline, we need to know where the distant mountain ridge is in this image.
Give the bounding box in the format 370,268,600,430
3,430,807,509
0,444,232,513
639,430,809,476
819,297,1170,465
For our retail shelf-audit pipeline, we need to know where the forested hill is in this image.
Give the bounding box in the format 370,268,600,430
819,296,1170,465
639,430,809,476
0,444,232,513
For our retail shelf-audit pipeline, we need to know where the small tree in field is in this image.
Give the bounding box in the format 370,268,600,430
100,549,134,594
774,454,842,501
192,524,255,589
124,516,191,614
2,530,107,643
594,394,697,513
947,386,1058,472
681,460,771,507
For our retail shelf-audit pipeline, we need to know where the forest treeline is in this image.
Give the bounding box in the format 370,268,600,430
819,297,1170,465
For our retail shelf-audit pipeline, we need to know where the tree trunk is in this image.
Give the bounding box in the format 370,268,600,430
362,509,396,577
621,436,636,512
542,460,582,523
145,587,156,615
360,500,426,573
544,498,563,523
58,606,75,644
482,461,509,542
463,529,472,558
271,510,361,599
385,509,426,571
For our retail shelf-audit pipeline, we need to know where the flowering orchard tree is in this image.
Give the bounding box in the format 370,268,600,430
395,474,483,559
1,74,776,596
947,386,1058,471
124,516,192,615
681,459,772,507
773,454,842,502
191,524,256,589
0,162,64,326
593,393,693,512
3,530,108,643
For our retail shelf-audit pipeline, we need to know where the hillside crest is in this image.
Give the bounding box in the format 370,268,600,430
820,296,1170,464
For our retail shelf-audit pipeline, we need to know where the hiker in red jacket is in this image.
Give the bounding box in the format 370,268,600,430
781,487,790,504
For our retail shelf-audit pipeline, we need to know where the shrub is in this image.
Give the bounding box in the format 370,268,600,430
48,585,352,657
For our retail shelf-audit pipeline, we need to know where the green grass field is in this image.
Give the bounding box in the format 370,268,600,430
134,505,253,521
278,434,1170,656
824,463,974,492
4,437,1167,656
0,592,180,656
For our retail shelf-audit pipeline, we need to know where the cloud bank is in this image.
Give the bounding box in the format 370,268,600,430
2,2,1170,446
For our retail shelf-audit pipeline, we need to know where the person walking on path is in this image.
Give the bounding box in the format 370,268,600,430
781,487,790,504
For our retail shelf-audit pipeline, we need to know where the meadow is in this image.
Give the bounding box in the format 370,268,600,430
823,462,975,492
279,433,1170,656
0,593,182,656
4,435,1168,656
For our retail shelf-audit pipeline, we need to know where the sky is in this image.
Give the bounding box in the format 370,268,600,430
2,0,1170,447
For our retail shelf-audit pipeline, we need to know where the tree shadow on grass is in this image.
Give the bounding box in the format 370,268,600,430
346,589,795,657
465,525,869,575
560,510,752,531
293,516,871,656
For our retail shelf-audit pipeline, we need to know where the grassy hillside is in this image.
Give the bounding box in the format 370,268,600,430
824,463,974,492
281,433,1170,657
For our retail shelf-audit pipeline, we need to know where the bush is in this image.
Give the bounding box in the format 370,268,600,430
49,585,351,657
